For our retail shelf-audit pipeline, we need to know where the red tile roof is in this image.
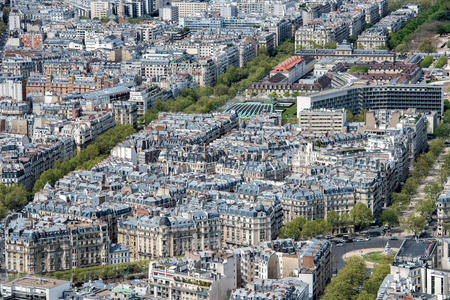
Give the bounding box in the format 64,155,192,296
272,56,303,73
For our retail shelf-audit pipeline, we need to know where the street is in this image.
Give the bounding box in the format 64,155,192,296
332,236,404,273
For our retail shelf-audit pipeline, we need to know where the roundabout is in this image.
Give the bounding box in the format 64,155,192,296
342,248,398,268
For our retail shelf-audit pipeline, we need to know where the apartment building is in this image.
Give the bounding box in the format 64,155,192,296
219,201,283,248
137,23,166,41
380,239,448,299
171,58,217,86
56,111,115,148
8,9,23,32
281,188,325,222
302,3,331,25
236,239,332,299
171,1,207,17
129,85,164,117
90,0,112,19
298,109,346,134
357,27,388,50
295,21,349,49
160,6,179,22
4,216,110,274
26,74,118,100
359,2,380,24
0,134,75,190
118,213,222,261
108,244,130,265
148,255,237,300
231,278,309,300
20,32,44,50
0,77,26,101
437,178,450,237
112,101,137,127
238,41,256,68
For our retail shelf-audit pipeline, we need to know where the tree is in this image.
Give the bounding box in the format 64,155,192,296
2,7,9,23
424,182,442,200
416,199,435,218
418,39,436,53
346,109,353,122
340,212,351,227
348,66,369,73
402,215,426,237
429,139,445,157
269,91,278,99
279,217,306,240
391,192,410,206
0,204,7,219
301,221,320,238
420,56,433,68
3,185,28,211
321,256,366,300
359,263,390,299
395,44,408,54
435,56,448,68
323,42,337,49
301,219,331,238
327,211,340,229
445,99,450,111
380,208,399,227
435,123,450,138
403,177,419,196
350,202,373,230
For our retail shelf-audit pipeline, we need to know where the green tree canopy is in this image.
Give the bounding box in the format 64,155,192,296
435,56,448,68
350,202,373,230
418,39,436,53
301,219,332,238
420,56,433,68
424,182,442,200
279,217,306,240
416,199,435,218
395,44,408,54
322,256,367,300
379,208,399,227
402,215,426,237
326,211,340,228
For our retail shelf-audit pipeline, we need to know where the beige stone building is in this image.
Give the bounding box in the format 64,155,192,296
219,202,283,248
4,217,109,274
118,214,221,261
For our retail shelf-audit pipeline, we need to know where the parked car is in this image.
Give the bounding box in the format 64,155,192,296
389,236,398,240
354,238,365,242
336,243,344,247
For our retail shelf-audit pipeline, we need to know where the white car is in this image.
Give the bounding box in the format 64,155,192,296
336,243,344,247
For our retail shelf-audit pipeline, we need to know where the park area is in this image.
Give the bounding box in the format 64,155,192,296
343,247,397,268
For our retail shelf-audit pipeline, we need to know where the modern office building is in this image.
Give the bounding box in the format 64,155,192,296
297,85,444,117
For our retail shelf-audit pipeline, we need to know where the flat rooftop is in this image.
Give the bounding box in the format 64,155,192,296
3,277,70,289
396,239,436,260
